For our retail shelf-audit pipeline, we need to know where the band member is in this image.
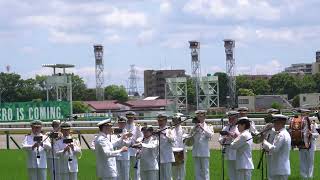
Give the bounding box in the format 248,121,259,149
230,117,254,180
238,107,258,135
156,113,175,180
299,109,319,179
191,110,214,180
263,114,291,180
125,111,143,180
95,119,131,180
22,120,51,180
136,126,159,180
47,120,62,180
54,122,81,180
264,108,279,180
218,111,239,180
116,116,130,180
171,113,188,180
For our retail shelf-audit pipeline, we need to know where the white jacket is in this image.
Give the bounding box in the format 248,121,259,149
115,130,130,161
126,123,143,156
158,127,175,163
172,125,188,149
54,137,81,173
218,124,239,160
263,128,291,176
22,133,51,169
140,136,159,171
94,132,126,178
230,130,254,170
192,122,214,157
309,122,319,151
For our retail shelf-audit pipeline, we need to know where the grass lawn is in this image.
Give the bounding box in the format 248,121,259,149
0,149,319,180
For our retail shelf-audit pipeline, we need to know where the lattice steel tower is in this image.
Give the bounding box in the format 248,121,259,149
224,39,236,108
189,41,201,109
128,64,139,96
94,44,105,101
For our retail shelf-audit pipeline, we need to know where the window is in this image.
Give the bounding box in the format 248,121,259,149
303,96,306,102
239,99,249,104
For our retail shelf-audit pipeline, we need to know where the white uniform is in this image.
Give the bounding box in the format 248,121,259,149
191,122,214,180
115,130,130,180
218,124,240,180
158,127,175,180
22,133,51,180
47,134,62,180
94,132,126,180
126,123,143,180
299,122,319,179
230,129,254,180
263,128,291,180
54,137,81,180
140,136,159,180
172,125,188,180
264,126,276,180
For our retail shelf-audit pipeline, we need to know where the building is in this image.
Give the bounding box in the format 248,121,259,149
299,93,320,109
238,95,292,112
82,98,173,118
284,63,312,74
312,51,320,74
144,69,187,98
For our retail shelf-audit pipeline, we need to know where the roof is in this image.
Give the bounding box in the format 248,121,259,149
84,101,121,111
124,99,172,109
143,96,160,100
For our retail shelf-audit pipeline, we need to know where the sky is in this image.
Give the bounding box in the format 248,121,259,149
0,0,320,91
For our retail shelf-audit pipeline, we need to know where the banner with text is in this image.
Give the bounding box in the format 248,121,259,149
0,101,70,122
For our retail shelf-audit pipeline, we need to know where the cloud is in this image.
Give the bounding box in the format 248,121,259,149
137,29,154,45
48,29,93,44
160,1,172,14
104,34,124,44
100,8,148,28
16,15,85,30
183,0,280,21
237,60,283,75
20,46,37,54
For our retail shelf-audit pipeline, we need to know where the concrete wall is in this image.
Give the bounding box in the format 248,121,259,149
238,96,255,112
300,93,320,107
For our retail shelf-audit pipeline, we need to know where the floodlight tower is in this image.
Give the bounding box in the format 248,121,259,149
94,44,105,101
128,64,139,96
224,39,236,108
189,41,201,109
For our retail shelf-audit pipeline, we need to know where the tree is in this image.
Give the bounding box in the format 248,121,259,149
214,72,228,107
292,95,300,108
298,75,316,93
0,73,22,102
269,73,299,99
271,102,283,110
71,74,88,101
252,79,271,95
312,73,320,93
186,78,196,106
238,88,255,96
73,101,90,114
104,85,128,102
17,78,45,101
236,75,253,90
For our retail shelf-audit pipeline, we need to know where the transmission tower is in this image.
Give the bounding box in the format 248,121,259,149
189,41,201,109
128,64,139,96
94,44,105,101
224,39,236,108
